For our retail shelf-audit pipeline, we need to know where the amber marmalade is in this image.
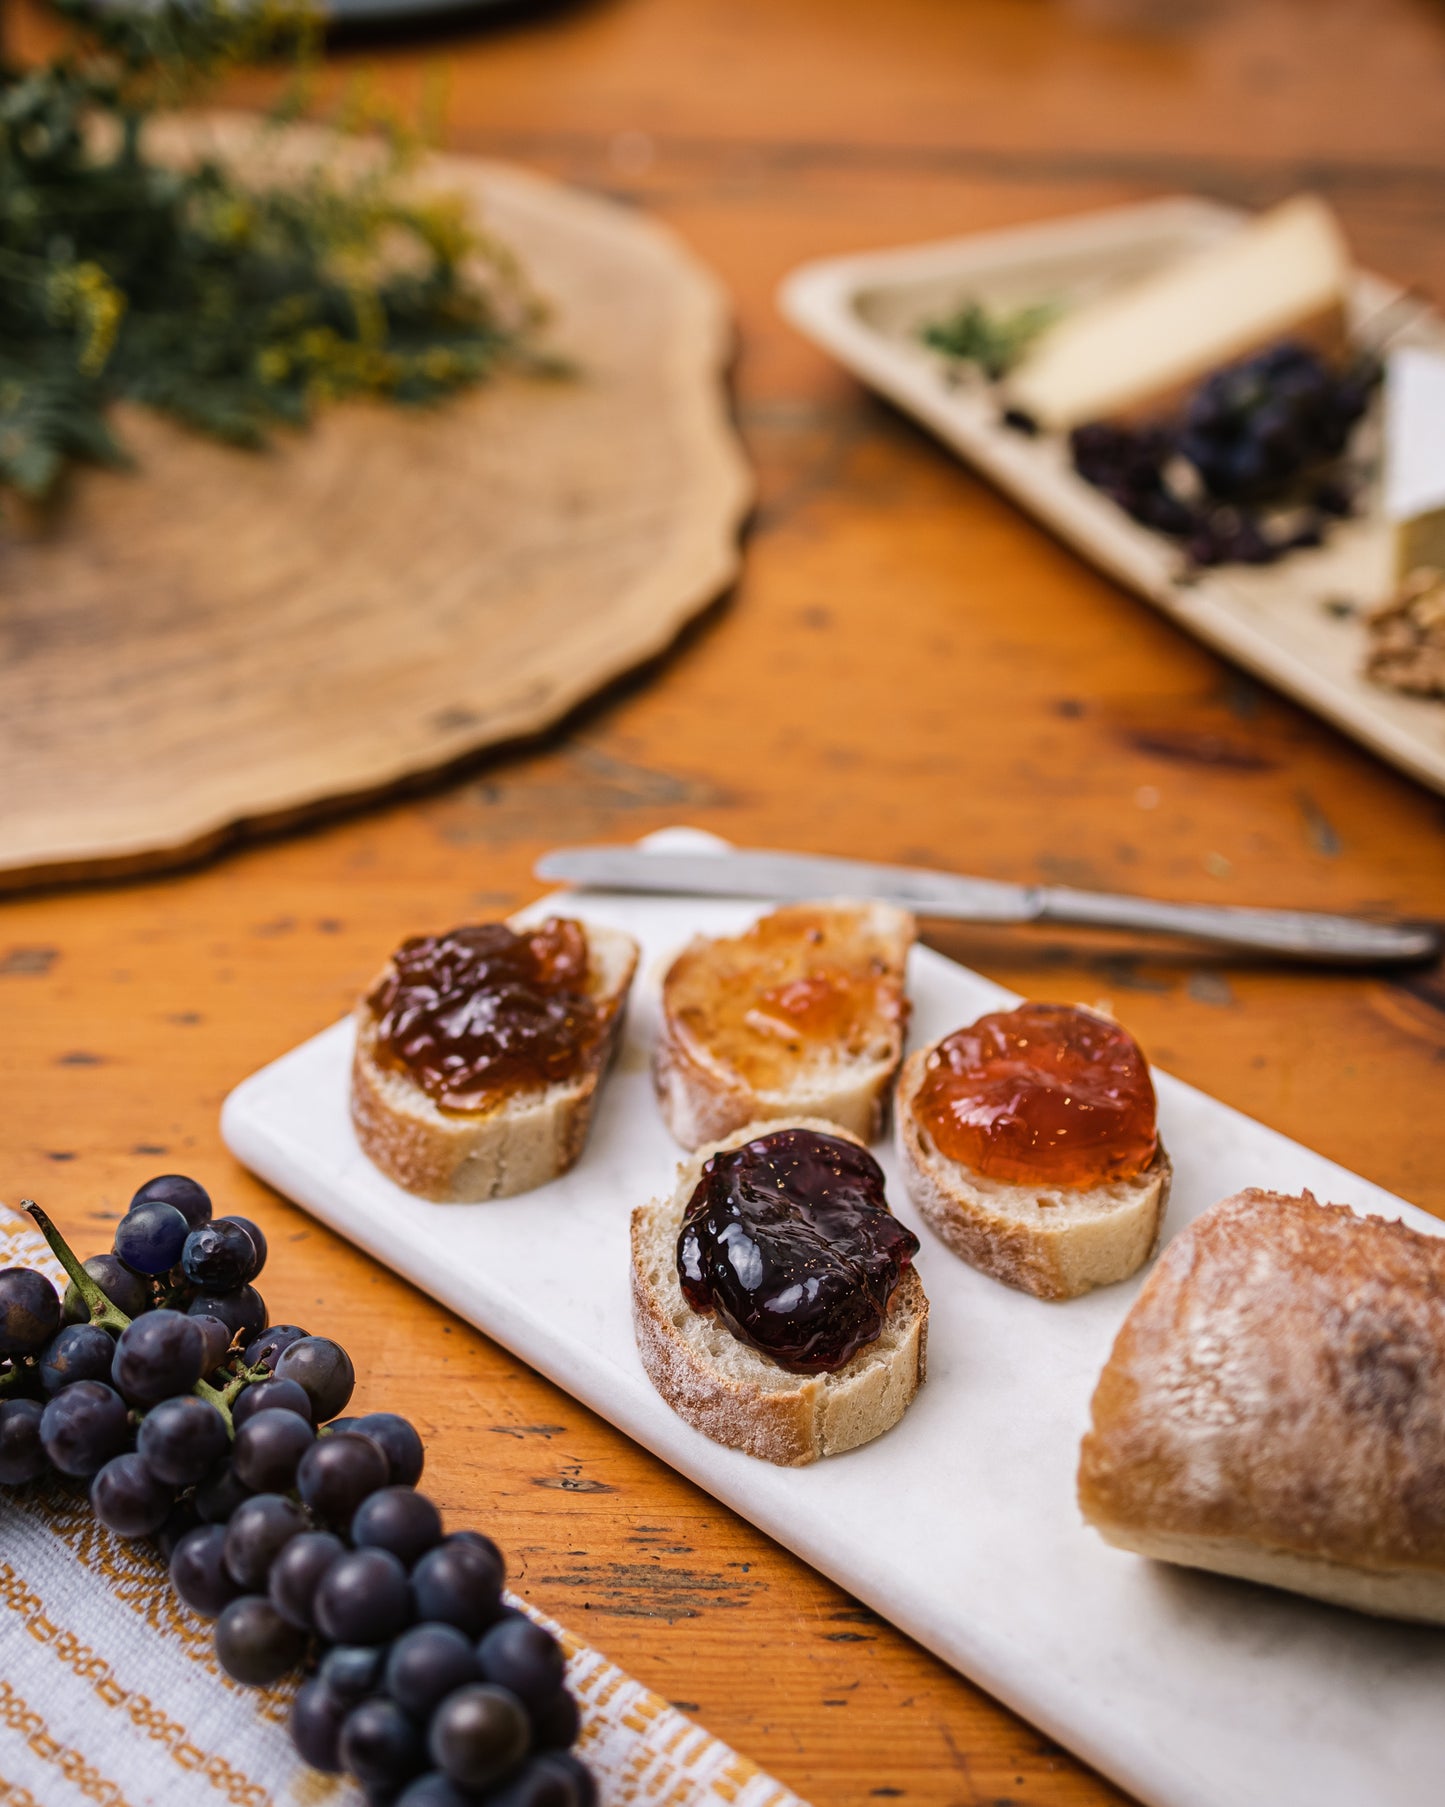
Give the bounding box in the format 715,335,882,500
914,1002,1158,1189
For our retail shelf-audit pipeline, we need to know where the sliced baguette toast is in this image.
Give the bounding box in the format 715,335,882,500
654,901,914,1151
895,1044,1171,1301
351,918,638,1203
631,1117,928,1466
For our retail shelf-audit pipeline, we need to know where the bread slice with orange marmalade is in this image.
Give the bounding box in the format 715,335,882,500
653,902,914,1151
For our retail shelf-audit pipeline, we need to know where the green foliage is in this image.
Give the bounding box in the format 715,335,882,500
0,0,552,505
920,297,1060,381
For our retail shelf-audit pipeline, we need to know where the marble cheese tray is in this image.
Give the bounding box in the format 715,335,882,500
221,830,1445,1807
779,197,1445,798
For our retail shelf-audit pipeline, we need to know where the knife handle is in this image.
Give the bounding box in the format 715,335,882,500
1037,887,1438,965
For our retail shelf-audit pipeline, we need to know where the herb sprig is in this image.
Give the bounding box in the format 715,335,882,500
0,0,553,507
920,298,1059,381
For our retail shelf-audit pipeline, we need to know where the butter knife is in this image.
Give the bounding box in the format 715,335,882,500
534,845,1439,966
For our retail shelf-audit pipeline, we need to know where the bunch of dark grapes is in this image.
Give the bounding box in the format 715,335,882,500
1067,340,1379,567
0,1177,592,1807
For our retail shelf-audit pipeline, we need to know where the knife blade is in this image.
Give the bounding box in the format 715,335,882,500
534,845,1439,966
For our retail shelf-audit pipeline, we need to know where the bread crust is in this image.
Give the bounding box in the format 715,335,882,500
653,901,914,1151
894,1045,1171,1301
1078,1188,1445,1623
630,1117,928,1466
349,920,638,1202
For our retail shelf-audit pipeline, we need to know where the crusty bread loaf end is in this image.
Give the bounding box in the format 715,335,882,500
1078,1187,1445,1624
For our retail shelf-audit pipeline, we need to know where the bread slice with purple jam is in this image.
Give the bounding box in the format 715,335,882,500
630,1118,928,1466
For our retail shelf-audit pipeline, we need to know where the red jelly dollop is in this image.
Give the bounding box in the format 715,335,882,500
678,1128,919,1374
367,918,601,1109
914,1002,1158,1190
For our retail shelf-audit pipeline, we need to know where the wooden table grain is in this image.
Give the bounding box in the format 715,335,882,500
5,1,1445,1802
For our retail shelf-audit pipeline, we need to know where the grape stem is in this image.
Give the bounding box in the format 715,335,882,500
0,1363,27,1398
21,1199,133,1336
194,1363,268,1436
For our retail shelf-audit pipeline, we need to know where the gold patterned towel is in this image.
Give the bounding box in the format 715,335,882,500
0,1220,803,1807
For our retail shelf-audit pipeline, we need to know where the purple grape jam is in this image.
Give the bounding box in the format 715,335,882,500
677,1128,919,1374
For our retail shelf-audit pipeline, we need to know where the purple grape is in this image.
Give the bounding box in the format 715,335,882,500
477,1615,565,1711
111,1310,204,1407
215,1596,306,1686
488,1756,585,1807
224,1492,308,1591
181,1220,259,1292
171,1524,243,1617
187,1286,267,1346
385,1623,483,1719
114,1204,190,1277
428,1684,530,1791
274,1337,354,1422
351,1486,442,1567
192,1312,234,1376
296,1432,387,1523
0,1398,46,1484
241,1325,307,1373
318,1642,388,1705
545,1753,596,1807
155,1496,201,1562
313,1546,413,1645
396,1777,482,1807
136,1394,229,1486
38,1323,116,1395
0,1268,61,1357
232,1376,312,1429
290,1678,348,1772
63,1255,150,1325
530,1687,580,1750
411,1536,505,1637
195,1458,254,1525
268,1529,343,1629
130,1174,212,1231
232,1407,314,1492
340,1696,427,1794
228,1216,268,1276
92,1452,174,1538
39,1380,129,1476
352,1411,424,1486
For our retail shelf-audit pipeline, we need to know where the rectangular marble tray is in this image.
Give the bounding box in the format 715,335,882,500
779,197,1445,798
221,835,1445,1807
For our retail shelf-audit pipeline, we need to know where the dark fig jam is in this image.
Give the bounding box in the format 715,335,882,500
367,918,602,1109
914,1002,1157,1190
678,1128,919,1374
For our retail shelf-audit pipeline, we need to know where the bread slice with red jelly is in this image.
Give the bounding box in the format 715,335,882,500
895,1002,1171,1301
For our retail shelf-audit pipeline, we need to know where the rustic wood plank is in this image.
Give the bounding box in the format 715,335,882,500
0,120,748,886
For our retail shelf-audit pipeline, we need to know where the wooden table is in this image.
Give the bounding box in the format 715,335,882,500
6,1,1445,1801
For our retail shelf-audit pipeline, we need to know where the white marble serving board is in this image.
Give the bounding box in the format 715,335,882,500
779,198,1445,799
221,832,1445,1807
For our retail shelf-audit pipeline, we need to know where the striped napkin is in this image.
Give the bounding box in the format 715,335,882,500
0,1219,802,1807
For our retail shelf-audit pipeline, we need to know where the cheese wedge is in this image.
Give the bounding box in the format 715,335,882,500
1006,195,1351,431
1384,346,1445,581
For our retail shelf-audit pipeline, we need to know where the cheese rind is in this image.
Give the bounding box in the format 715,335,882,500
1384,346,1445,581
1006,195,1351,432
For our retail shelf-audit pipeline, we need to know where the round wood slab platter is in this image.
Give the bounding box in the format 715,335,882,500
0,115,751,889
